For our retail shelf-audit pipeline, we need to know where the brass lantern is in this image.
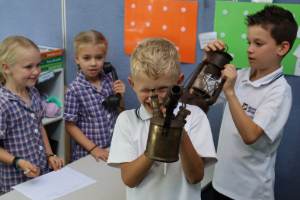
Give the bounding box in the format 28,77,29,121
181,49,233,113
144,85,191,163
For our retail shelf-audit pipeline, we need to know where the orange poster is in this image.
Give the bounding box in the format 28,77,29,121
124,0,198,63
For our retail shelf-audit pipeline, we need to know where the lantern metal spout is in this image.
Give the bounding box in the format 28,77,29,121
181,48,233,113
144,85,191,163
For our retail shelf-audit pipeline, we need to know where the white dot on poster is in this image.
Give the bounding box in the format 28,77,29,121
138,41,141,44
241,34,247,39
223,10,228,15
146,22,150,27
181,27,186,32
163,6,168,11
148,5,152,11
220,32,225,38
162,25,167,30
230,54,234,58
244,11,249,16
131,21,135,26
293,14,295,18
181,7,186,13
131,4,135,9
176,47,179,51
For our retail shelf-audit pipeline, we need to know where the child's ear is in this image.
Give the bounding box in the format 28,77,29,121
74,54,79,65
177,73,185,86
278,41,290,57
127,77,136,92
1,62,11,75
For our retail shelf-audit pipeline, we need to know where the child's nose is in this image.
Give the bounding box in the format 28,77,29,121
90,58,96,66
33,68,40,75
147,95,152,102
247,45,253,54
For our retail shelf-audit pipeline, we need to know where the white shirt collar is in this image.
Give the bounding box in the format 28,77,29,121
242,66,283,87
136,104,153,120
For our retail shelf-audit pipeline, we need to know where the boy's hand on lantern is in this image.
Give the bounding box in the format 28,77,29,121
204,39,226,60
221,64,237,95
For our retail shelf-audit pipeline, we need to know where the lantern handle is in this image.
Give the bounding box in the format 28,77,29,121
182,61,203,88
224,44,229,53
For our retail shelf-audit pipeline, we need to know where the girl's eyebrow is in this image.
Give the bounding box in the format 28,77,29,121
82,53,104,56
22,62,35,66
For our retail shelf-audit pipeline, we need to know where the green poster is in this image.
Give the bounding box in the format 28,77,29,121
214,1,300,75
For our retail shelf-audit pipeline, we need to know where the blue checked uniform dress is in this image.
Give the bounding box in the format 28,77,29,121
0,86,49,195
63,70,118,163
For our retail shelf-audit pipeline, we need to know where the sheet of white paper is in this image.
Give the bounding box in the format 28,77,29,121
251,0,273,2
198,32,218,49
294,58,300,76
297,26,300,39
293,44,300,58
12,167,97,200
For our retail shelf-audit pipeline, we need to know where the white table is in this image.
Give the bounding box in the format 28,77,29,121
0,156,214,199
0,155,126,200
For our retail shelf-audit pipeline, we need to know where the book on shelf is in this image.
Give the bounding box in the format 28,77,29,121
41,62,63,73
38,45,63,73
38,45,63,60
40,56,63,66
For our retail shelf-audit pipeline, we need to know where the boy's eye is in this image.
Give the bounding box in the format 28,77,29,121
83,57,89,60
158,87,168,92
256,43,262,46
25,65,32,69
97,56,103,60
247,41,250,45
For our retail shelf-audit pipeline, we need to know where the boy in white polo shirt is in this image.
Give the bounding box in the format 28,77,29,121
204,5,298,200
107,37,217,200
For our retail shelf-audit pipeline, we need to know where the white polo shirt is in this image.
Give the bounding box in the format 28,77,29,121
213,66,292,200
108,103,217,200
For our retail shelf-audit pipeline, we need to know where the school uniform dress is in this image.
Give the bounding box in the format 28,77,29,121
63,70,117,163
213,66,292,200
0,86,48,195
108,104,217,200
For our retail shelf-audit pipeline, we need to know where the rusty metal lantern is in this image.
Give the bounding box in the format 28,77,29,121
144,85,191,163
181,48,233,113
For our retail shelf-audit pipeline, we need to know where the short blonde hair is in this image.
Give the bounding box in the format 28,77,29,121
0,36,39,84
130,37,180,82
74,30,108,71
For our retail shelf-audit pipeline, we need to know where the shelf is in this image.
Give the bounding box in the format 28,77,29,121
40,68,63,75
42,115,63,125
35,67,65,160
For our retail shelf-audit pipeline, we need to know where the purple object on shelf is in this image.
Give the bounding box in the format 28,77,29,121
45,102,60,118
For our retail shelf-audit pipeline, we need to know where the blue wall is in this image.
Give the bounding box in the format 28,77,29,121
1,0,300,199
0,0,63,48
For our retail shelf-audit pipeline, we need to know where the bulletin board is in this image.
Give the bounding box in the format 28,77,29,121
214,1,300,75
124,0,198,64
